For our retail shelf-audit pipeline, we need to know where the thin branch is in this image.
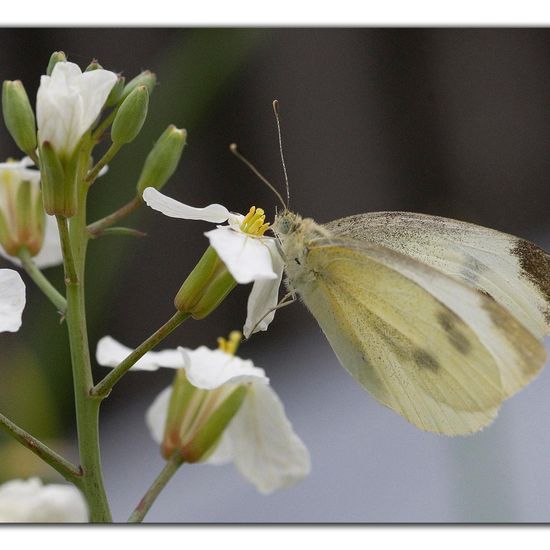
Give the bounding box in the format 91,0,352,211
18,248,67,313
128,454,184,523
86,197,142,237
91,310,189,398
0,412,82,483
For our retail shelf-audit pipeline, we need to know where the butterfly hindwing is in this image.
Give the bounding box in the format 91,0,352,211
290,234,546,435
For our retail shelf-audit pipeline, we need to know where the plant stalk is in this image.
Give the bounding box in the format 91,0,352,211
86,196,142,237
0,412,82,484
59,170,112,522
18,247,67,313
92,310,189,398
128,454,184,523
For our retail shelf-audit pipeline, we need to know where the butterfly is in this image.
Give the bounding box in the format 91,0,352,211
271,209,550,435
234,101,550,436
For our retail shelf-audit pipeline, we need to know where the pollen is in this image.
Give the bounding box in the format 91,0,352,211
240,206,270,236
217,330,243,355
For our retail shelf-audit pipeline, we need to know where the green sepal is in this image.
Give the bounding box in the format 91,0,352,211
40,141,79,217
136,125,186,195
174,245,237,319
111,85,149,145
2,80,37,155
0,208,13,255
46,51,67,75
162,370,197,459
121,70,157,101
15,180,32,239
85,59,103,72
182,385,248,463
105,75,125,108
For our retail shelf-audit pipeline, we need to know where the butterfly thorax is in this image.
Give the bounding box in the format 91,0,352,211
273,210,332,287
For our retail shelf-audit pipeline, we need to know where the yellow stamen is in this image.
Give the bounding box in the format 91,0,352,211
240,206,271,236
217,331,243,355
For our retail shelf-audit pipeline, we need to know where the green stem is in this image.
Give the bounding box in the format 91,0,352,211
18,248,67,313
0,412,82,484
92,108,118,143
86,196,142,237
85,142,122,185
55,216,77,285
128,454,184,523
61,176,111,522
91,310,189,398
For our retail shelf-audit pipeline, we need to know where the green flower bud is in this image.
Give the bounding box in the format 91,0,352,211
136,125,186,195
161,368,248,463
46,51,67,76
111,85,149,145
105,74,125,108
174,245,237,319
121,70,156,101
40,141,79,218
2,81,37,155
85,59,103,72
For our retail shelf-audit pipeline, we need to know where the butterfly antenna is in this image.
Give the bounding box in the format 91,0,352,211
272,100,290,208
229,143,287,210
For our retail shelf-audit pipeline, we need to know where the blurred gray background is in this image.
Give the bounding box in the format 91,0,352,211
1,28,550,522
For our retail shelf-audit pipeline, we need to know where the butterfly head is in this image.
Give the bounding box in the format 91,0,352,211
272,210,302,240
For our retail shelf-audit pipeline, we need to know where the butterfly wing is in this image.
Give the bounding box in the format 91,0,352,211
325,212,550,339
292,236,546,435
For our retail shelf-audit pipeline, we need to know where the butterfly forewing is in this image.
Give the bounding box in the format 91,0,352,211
325,212,550,340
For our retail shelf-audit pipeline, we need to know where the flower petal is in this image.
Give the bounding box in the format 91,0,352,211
0,478,88,522
143,188,230,223
37,62,117,155
145,386,172,445
96,336,184,371
0,269,25,332
222,381,310,494
244,240,285,338
206,227,277,284
180,346,268,390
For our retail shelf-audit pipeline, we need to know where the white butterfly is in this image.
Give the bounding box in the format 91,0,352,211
271,209,550,435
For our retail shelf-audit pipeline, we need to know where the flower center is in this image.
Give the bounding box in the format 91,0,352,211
217,330,242,355
240,206,270,236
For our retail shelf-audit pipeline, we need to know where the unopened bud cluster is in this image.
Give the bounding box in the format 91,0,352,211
2,52,185,224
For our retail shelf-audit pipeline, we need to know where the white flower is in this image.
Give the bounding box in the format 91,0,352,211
96,336,311,494
36,61,117,156
142,187,285,338
0,158,62,268
0,478,88,522
0,269,25,332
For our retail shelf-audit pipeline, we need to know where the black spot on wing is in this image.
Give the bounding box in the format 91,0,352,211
436,311,472,355
413,349,440,372
512,239,550,322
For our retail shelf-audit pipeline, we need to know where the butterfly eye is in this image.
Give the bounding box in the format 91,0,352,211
278,217,294,235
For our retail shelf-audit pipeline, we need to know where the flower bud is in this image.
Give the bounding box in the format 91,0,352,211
161,359,248,463
0,160,45,258
105,74,125,108
121,70,156,101
39,141,78,217
111,85,149,145
85,59,103,72
136,125,186,196
46,51,67,76
2,81,37,155
174,245,237,319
